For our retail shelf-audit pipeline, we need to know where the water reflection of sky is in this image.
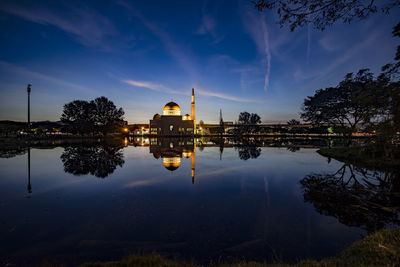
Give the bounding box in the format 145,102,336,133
0,146,365,265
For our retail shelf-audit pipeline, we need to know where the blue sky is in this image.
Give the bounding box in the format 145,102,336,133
0,0,399,123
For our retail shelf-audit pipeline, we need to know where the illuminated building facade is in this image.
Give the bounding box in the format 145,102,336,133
149,89,195,136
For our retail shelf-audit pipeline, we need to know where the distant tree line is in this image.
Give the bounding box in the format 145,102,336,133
61,96,125,136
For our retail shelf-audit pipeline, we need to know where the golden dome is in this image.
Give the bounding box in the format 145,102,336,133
183,114,191,120
163,102,180,111
182,152,192,158
163,157,181,171
153,113,161,120
163,102,181,116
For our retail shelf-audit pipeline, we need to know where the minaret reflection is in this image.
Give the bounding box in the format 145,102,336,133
191,142,195,184
27,147,32,195
149,138,196,183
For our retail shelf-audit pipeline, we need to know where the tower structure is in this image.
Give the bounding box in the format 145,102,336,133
191,88,195,132
191,143,196,184
27,84,31,133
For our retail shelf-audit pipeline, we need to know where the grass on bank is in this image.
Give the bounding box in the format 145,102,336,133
82,228,400,267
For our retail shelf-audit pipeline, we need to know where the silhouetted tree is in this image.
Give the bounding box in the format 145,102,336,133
287,119,300,125
382,22,400,79
237,112,262,134
300,163,400,233
61,100,95,134
255,0,399,31
91,97,125,136
60,97,125,135
300,69,377,138
61,145,125,178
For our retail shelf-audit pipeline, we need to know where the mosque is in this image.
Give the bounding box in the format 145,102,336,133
150,88,196,135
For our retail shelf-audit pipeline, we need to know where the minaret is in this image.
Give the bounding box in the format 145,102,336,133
191,88,195,132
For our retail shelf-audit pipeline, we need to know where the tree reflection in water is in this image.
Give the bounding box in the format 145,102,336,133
300,163,400,233
238,146,261,160
61,145,125,178
286,145,300,152
236,139,261,160
0,147,27,158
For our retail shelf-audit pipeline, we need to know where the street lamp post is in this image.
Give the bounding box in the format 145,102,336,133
27,84,31,134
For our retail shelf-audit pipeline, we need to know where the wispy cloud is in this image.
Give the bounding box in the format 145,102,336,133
198,14,216,36
307,25,312,63
122,78,262,103
260,17,271,91
0,1,116,50
293,28,382,85
117,2,261,103
197,14,224,44
196,87,264,103
117,0,198,81
242,9,271,91
122,79,183,95
0,60,94,93
319,35,341,52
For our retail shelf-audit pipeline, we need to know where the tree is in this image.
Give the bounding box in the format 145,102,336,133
300,69,377,137
254,0,400,31
287,119,300,125
382,22,400,79
60,97,125,136
60,100,95,134
237,112,262,134
91,97,125,136
61,145,125,178
300,163,400,233
372,75,400,144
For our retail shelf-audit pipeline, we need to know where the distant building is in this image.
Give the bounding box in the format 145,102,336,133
149,89,196,136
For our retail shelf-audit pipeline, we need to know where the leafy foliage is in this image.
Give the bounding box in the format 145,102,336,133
254,0,400,31
60,97,125,135
237,111,261,134
300,69,380,136
382,22,400,80
301,163,400,233
61,145,125,178
91,96,125,135
287,119,300,125
61,100,95,134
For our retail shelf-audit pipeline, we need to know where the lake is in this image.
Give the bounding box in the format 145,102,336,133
0,137,398,265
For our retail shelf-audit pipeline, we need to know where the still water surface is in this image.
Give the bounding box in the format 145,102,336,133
0,138,398,265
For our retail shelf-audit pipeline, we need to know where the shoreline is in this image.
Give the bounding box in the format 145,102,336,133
317,146,400,170
78,228,398,266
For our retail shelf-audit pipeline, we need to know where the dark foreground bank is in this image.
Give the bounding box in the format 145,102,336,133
81,228,400,266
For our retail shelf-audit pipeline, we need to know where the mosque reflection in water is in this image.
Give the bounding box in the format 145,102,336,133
132,137,196,183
